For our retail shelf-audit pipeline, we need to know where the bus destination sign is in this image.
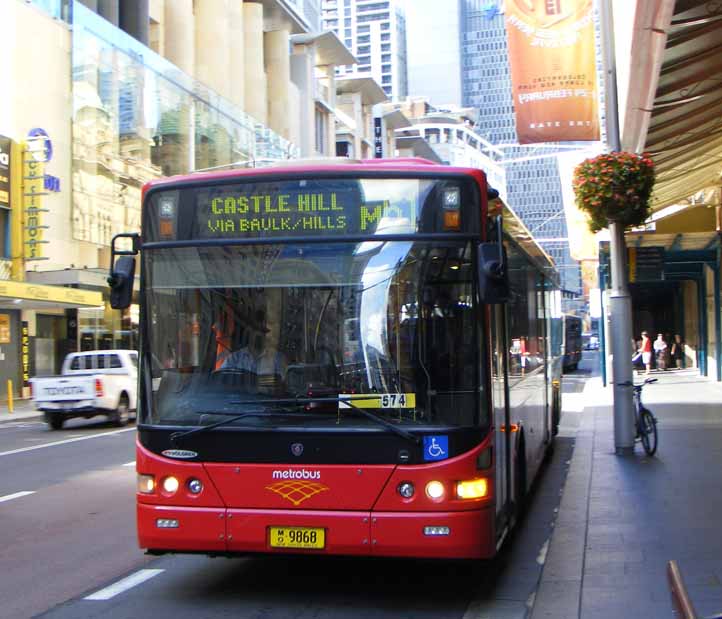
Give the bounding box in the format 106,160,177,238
194,181,420,238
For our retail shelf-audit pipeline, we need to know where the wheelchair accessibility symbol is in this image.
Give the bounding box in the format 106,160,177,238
423,435,449,461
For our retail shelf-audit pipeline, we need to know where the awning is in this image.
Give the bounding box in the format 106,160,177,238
0,280,104,310
622,1,722,211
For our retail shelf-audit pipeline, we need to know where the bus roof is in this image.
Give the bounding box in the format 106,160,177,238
489,197,560,285
141,157,488,195
140,157,559,285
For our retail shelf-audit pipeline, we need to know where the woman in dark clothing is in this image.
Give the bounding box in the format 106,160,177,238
670,334,684,369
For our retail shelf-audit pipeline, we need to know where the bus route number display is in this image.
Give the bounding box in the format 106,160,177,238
197,184,418,237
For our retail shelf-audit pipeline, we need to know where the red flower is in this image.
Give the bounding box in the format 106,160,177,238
573,151,656,232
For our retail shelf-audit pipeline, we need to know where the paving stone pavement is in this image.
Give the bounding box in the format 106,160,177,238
531,368,722,619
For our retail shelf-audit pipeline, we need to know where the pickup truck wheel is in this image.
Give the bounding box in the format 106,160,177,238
111,395,130,427
45,413,64,431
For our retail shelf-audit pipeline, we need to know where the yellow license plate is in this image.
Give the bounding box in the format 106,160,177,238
268,526,325,549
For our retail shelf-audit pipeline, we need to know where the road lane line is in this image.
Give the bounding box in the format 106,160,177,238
84,569,165,600
0,491,36,503
0,427,135,458
123,461,136,467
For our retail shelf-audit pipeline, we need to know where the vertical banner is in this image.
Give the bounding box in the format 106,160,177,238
505,0,600,144
373,118,383,158
21,321,31,390
23,151,46,260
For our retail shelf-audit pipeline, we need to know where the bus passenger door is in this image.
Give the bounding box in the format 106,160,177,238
490,304,511,531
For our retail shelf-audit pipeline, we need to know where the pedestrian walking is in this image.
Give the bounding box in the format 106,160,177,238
654,333,668,370
670,333,685,369
640,331,652,375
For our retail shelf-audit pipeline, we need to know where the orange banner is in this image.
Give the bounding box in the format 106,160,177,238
505,0,600,144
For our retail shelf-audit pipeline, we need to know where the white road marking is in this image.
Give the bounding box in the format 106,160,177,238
122,461,136,467
0,491,36,503
84,569,165,600
0,427,135,458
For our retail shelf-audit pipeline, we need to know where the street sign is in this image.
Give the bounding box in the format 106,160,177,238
373,117,383,158
628,246,664,282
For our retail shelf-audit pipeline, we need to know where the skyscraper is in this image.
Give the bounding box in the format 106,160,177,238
321,0,407,100
460,0,581,292
406,0,463,107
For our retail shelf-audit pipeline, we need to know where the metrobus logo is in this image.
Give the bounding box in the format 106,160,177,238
272,469,321,480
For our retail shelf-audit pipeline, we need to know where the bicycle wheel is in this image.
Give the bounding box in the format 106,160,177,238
639,408,658,456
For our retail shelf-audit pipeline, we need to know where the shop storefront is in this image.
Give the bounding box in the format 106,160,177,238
0,280,103,396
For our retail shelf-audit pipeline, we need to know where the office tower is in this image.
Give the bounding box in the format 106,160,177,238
321,0,407,100
406,0,463,107
461,0,582,293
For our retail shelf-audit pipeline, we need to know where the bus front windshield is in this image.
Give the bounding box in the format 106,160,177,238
143,240,482,430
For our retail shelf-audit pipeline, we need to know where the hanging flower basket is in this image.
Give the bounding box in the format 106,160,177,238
573,151,656,232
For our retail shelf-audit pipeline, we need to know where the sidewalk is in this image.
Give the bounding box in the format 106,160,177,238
531,368,722,619
0,398,43,423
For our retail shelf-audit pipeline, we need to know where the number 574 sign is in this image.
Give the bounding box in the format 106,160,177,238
339,393,416,409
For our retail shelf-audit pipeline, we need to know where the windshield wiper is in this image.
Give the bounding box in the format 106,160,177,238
171,396,421,446
227,397,421,445
170,409,329,444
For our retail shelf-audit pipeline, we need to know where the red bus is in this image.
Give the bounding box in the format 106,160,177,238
109,158,563,559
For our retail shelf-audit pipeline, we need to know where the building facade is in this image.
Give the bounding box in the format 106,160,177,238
2,0,375,397
321,0,407,101
405,0,463,107
460,0,582,293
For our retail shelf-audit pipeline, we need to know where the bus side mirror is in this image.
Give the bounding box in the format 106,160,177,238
108,256,136,310
478,242,509,304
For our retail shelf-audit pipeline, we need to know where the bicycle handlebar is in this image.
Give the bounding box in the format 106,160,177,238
616,378,658,388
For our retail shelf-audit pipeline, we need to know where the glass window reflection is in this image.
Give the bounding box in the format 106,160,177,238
71,4,297,245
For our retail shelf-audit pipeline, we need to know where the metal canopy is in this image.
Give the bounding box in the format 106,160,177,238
625,231,718,252
645,2,722,210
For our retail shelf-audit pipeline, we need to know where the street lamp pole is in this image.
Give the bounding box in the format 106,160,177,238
600,0,636,454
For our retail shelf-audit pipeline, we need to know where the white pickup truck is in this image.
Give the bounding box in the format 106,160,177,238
30,350,138,430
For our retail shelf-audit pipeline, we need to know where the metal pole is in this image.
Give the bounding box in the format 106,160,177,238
609,222,635,452
600,0,635,453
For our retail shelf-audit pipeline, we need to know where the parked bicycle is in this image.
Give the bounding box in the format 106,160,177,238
619,378,658,455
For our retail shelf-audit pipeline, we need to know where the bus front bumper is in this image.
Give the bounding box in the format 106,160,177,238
138,503,495,559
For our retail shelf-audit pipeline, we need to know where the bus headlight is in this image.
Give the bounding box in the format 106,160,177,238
425,481,445,500
456,478,489,500
162,476,179,494
137,474,155,494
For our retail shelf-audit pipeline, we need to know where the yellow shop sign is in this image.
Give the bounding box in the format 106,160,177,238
0,281,103,306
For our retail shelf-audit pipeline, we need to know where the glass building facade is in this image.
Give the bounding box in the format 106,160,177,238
71,3,298,245
17,1,301,359
461,0,581,293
